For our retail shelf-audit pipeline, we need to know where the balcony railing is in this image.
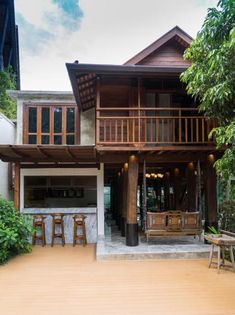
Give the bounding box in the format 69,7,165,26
96,108,216,146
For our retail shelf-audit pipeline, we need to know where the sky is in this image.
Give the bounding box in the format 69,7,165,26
15,0,218,91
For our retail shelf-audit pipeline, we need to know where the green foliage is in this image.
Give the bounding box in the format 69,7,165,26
0,67,16,119
210,121,235,179
207,226,220,234
219,200,235,232
0,197,33,264
181,0,235,178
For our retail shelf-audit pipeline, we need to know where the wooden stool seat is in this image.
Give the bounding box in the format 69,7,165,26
205,234,235,273
51,214,65,247
73,214,87,247
32,215,46,246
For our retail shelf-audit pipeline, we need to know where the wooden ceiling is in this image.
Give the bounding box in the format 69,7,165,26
0,145,97,163
0,144,221,164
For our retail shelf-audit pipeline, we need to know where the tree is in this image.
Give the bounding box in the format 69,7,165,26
181,0,235,180
0,67,16,119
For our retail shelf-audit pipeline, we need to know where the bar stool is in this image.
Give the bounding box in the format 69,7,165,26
51,213,65,247
73,214,87,247
32,215,46,246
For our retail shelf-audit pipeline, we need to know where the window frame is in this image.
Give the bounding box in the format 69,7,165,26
23,103,80,145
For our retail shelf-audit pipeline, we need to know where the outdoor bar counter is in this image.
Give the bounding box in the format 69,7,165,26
21,208,97,244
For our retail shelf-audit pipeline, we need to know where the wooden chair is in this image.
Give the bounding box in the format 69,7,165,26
32,215,46,246
51,214,65,247
73,214,87,247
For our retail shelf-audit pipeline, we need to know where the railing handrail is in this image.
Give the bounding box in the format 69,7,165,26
97,116,207,119
96,107,199,111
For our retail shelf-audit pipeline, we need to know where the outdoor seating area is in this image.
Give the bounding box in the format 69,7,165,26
146,211,202,241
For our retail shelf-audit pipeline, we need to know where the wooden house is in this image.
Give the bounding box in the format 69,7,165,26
0,27,220,246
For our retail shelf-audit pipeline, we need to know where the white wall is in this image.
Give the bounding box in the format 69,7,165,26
80,108,95,145
20,164,105,237
0,113,16,200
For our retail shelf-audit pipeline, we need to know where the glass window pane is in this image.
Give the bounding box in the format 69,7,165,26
145,93,156,107
41,108,50,133
28,108,37,133
28,135,36,144
54,108,62,133
24,176,97,208
54,135,62,144
41,135,49,144
67,108,75,133
66,135,74,145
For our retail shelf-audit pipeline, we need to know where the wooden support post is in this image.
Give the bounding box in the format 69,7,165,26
203,155,217,231
164,172,170,210
121,163,128,236
174,167,180,209
142,159,147,231
14,162,20,210
186,162,196,211
126,155,139,246
116,172,122,229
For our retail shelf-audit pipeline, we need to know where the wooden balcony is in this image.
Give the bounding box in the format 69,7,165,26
96,108,216,148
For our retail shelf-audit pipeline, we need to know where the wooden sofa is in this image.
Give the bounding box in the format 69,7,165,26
146,211,202,242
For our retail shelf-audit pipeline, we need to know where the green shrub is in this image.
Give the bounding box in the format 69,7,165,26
218,201,235,233
0,197,33,264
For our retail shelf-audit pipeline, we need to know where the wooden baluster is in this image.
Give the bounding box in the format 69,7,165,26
150,118,153,143
115,119,117,143
191,118,193,143
196,118,199,142
109,119,112,142
161,118,164,143
167,118,170,143
185,118,188,143
104,119,106,142
132,118,135,143
127,119,129,143
179,110,182,143
121,119,123,143
202,118,205,143
172,118,175,143
156,117,159,143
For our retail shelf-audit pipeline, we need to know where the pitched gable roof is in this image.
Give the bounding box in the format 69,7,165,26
124,26,192,65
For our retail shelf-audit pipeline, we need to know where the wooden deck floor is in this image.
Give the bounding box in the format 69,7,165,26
1,245,235,315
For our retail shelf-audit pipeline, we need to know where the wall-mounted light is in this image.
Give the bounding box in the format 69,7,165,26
174,168,180,175
187,162,194,170
130,155,137,161
208,154,215,164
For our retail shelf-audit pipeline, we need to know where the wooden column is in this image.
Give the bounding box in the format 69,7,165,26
142,159,147,231
126,155,139,246
121,163,128,236
174,168,180,209
204,155,217,230
14,162,20,210
164,172,170,210
186,162,196,211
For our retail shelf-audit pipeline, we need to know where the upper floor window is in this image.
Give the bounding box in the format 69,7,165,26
23,104,79,145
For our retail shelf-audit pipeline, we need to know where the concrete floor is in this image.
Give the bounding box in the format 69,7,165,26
1,245,235,315
97,223,212,260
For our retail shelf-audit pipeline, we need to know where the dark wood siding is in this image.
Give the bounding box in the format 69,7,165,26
137,40,191,67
